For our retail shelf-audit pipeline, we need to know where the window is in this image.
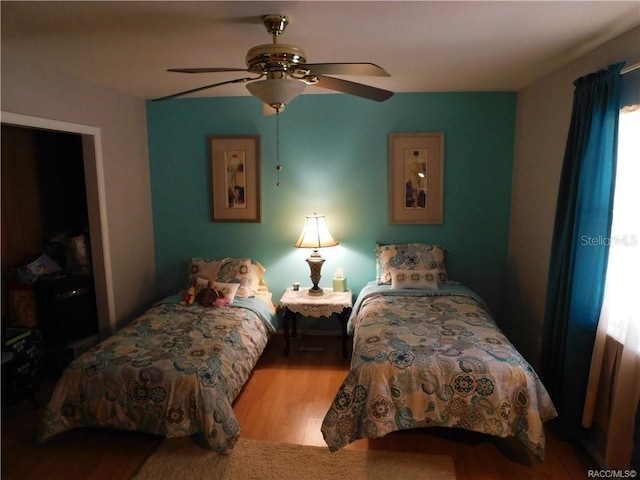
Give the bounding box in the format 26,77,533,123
602,104,640,349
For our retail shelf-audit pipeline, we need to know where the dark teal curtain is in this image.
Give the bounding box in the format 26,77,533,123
541,63,623,439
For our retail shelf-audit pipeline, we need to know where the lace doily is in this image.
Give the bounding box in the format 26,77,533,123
279,288,352,317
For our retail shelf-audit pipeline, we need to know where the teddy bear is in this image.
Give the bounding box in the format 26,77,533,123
180,282,198,305
196,286,230,308
181,280,229,308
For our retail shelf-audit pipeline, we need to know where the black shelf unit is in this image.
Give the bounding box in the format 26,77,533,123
35,273,99,375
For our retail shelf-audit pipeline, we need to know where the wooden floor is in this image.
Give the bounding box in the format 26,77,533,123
2,335,597,480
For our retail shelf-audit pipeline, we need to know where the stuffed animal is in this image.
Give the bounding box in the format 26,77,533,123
180,282,198,305
196,286,230,308
181,280,229,307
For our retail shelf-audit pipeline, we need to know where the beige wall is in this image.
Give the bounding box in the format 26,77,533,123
1,57,156,333
502,26,640,369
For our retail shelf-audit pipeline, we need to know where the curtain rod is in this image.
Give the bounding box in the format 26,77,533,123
621,62,640,75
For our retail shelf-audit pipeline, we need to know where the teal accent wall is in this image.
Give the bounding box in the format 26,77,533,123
146,92,516,320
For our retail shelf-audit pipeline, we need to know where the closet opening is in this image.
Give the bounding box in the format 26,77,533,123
1,113,113,377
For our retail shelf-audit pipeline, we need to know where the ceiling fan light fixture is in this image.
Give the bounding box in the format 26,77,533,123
159,14,393,103
246,78,306,108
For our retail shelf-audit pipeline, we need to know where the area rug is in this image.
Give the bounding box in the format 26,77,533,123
133,437,457,480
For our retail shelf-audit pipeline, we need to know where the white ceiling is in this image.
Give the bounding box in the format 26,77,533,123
2,1,639,101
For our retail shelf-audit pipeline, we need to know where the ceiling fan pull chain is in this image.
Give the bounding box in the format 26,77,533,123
276,107,282,186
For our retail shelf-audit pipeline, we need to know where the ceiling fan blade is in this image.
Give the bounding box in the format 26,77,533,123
300,63,390,77
314,76,393,102
152,77,257,102
168,68,249,74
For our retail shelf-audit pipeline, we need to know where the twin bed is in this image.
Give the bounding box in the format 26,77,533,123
38,257,278,453
39,247,557,460
321,243,557,460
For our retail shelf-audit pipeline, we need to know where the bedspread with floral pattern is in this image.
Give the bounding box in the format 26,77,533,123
38,298,275,453
322,283,557,460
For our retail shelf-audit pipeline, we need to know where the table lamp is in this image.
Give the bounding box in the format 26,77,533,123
294,213,338,296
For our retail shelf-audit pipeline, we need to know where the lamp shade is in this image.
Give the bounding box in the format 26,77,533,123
294,214,339,250
246,79,306,108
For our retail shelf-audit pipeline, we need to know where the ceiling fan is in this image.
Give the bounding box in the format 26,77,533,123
153,14,394,109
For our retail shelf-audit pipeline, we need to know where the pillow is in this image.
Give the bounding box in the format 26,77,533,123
375,243,448,284
389,268,439,290
188,257,266,298
213,282,240,303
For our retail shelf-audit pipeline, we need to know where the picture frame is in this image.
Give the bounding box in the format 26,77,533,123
388,132,444,224
209,135,261,222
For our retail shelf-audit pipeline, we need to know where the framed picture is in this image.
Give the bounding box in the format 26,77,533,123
388,132,444,224
209,135,261,222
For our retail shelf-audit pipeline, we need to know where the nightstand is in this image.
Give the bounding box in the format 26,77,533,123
279,287,352,358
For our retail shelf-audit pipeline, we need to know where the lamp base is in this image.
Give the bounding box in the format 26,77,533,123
306,251,325,296
308,285,324,296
